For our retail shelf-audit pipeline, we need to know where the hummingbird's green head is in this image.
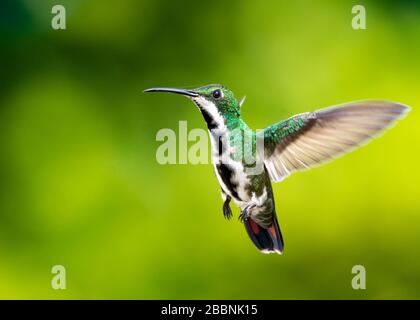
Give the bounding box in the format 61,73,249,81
144,84,241,131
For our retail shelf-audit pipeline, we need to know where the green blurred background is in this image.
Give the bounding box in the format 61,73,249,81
0,0,419,299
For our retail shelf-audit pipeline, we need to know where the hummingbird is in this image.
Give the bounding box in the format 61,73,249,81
144,84,409,254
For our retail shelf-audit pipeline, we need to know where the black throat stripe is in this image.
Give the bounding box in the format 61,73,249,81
194,100,218,131
198,106,218,130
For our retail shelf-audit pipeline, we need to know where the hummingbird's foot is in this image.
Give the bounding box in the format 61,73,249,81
223,195,233,220
239,204,256,223
238,211,248,222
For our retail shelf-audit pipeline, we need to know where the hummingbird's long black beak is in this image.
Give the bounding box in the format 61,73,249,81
143,87,199,97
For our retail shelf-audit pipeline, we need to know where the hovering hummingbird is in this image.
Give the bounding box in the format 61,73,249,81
144,85,409,255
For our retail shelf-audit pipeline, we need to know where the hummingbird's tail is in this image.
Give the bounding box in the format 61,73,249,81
244,214,284,255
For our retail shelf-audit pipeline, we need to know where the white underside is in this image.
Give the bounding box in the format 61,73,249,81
192,96,266,209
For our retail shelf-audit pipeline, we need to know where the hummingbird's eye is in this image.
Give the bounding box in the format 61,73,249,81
212,89,222,99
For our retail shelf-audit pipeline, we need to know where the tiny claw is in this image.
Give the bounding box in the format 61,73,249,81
238,210,249,223
223,201,233,220
238,204,256,223
224,208,233,220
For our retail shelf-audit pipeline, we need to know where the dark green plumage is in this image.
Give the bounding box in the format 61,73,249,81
261,113,311,157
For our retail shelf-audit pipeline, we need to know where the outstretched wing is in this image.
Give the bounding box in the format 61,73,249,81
259,101,409,182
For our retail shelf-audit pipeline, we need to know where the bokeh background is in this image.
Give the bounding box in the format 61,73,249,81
0,0,419,299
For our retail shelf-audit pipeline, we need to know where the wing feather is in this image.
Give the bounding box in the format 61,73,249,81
260,101,409,182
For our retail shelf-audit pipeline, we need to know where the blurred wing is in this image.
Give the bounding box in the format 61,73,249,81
260,101,409,182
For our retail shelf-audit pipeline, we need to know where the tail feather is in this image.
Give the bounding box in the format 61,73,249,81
244,215,284,254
